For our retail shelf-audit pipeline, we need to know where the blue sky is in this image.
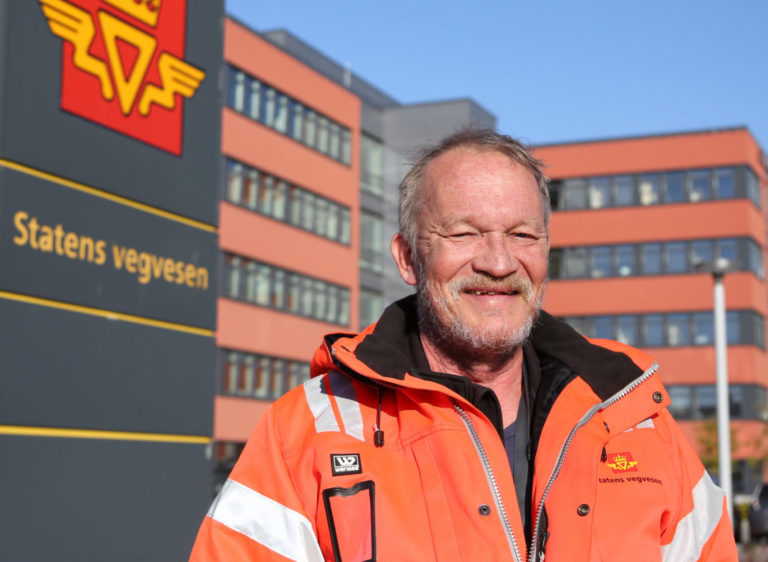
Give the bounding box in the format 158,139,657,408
226,0,768,151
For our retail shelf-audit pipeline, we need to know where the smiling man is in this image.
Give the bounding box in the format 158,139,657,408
191,129,737,561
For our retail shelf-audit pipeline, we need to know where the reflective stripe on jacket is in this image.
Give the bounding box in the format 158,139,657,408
190,298,737,561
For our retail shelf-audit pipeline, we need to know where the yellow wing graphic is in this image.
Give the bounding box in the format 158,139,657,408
38,0,114,100
138,52,205,116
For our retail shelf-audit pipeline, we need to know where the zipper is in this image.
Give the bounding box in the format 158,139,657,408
454,403,523,562
528,362,659,562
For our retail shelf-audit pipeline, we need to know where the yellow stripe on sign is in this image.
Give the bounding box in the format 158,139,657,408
0,290,214,337
0,158,217,233
0,425,211,444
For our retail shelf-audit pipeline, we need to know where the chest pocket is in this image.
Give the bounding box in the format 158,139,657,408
322,480,376,562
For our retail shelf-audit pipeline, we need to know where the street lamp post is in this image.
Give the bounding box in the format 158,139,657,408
710,257,733,524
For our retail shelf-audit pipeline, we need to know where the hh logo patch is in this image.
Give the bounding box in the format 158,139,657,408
606,452,639,473
39,0,206,154
331,454,361,476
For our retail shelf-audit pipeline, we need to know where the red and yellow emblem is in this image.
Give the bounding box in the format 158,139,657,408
39,0,205,155
606,452,639,473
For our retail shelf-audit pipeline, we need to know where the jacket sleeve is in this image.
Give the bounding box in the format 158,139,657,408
189,404,324,562
659,411,738,561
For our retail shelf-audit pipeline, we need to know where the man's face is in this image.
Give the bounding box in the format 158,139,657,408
394,147,549,357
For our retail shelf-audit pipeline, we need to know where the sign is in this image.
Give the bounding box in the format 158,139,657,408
39,0,205,155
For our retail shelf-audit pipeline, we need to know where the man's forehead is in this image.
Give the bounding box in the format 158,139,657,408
423,147,533,184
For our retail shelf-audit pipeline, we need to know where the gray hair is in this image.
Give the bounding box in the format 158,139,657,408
398,128,550,252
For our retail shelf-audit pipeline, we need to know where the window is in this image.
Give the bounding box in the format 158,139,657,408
227,161,243,204
549,248,564,279
360,289,383,328
665,242,687,273
563,179,587,209
664,172,685,203
231,69,246,112
668,386,693,419
688,170,710,202
715,168,734,198
643,315,664,347
693,312,713,345
565,247,588,278
223,254,351,326
614,175,634,206
639,174,660,205
590,246,611,278
616,245,635,276
695,386,717,418
360,212,384,273
361,135,384,196
589,177,610,209
667,314,690,346
317,116,329,154
746,168,760,207
641,243,662,275
247,78,261,120
690,240,713,268
263,87,276,126
291,102,303,140
274,94,289,133
304,110,316,147
595,316,613,339
616,315,637,345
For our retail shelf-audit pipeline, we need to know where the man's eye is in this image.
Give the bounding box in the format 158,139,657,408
450,232,474,239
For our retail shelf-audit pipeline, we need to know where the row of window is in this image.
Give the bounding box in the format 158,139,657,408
550,237,764,280
227,65,351,165
564,310,765,349
225,254,351,326
549,166,760,210
225,158,351,245
221,349,311,400
668,384,767,421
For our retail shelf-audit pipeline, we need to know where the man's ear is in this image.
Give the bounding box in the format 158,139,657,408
391,233,418,286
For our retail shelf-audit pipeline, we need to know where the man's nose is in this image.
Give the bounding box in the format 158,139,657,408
472,233,519,277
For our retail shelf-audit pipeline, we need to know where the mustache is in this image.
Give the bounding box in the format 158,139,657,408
449,274,533,300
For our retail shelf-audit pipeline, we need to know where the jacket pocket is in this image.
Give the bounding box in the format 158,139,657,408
322,480,376,562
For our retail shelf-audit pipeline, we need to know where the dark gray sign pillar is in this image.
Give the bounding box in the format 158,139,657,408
0,1,223,560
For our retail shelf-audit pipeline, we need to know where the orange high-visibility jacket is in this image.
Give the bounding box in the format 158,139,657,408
191,297,737,561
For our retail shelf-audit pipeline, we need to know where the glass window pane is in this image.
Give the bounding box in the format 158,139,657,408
595,316,613,340
243,169,258,210
668,386,693,419
240,355,255,395
361,211,384,273
256,264,270,306
304,110,316,146
291,102,303,140
302,191,315,231
614,175,634,206
726,311,740,345
665,172,685,203
338,288,350,326
715,239,737,263
339,208,351,245
248,78,261,120
227,256,241,298
641,243,662,275
588,177,610,209
272,181,287,220
360,289,383,328
747,168,760,207
259,174,274,216
328,123,341,160
361,135,384,196
315,198,328,237
749,241,764,278
288,274,300,313
301,277,314,316
565,247,588,279
317,116,329,154
314,280,326,320
227,161,243,204
326,205,339,241
695,386,716,418
289,186,302,226
665,242,687,273
274,95,288,133
224,352,239,393
667,313,690,346
263,87,276,126
639,174,660,206
326,286,338,323
231,70,246,112
549,248,564,279
616,245,635,276
693,312,713,345
563,179,587,210
691,240,713,268
272,269,285,309
643,314,664,347
270,359,285,398
688,170,711,202
254,357,270,398
341,129,351,165
715,168,734,199
616,315,637,345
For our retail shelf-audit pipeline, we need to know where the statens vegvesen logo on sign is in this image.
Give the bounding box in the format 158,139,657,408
13,211,210,289
39,0,205,155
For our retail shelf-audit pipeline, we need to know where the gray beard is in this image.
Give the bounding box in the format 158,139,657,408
416,273,542,364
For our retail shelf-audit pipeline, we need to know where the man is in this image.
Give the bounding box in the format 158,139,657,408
191,129,737,561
